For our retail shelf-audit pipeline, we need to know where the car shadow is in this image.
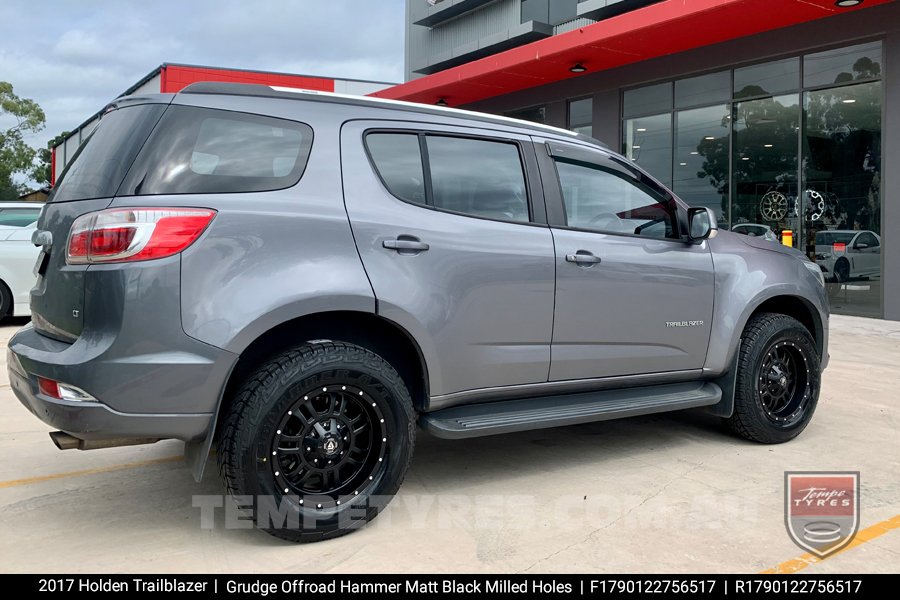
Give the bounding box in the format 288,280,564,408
0,316,31,327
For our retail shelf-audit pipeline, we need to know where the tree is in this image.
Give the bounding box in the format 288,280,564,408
0,81,46,199
31,131,70,187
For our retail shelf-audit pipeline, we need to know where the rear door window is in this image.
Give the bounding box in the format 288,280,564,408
425,136,529,223
365,131,531,224
364,133,426,204
120,106,313,195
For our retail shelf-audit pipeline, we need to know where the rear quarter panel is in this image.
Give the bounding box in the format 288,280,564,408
169,101,375,351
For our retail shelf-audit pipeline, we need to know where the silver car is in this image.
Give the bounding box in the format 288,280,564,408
8,84,829,542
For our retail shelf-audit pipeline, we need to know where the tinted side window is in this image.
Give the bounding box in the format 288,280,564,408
365,133,426,204
120,106,313,196
0,208,41,227
555,159,679,239
857,232,878,248
52,104,166,203
425,136,529,223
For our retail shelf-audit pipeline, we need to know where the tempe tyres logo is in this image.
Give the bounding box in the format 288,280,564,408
785,471,860,557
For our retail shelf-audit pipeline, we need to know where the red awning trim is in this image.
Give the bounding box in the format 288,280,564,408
373,0,890,107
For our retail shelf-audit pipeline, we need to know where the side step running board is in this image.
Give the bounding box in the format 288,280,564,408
420,381,722,439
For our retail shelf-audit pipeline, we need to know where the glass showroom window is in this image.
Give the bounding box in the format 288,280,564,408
805,80,882,317
623,114,672,188
673,71,731,225
568,97,593,136
674,103,731,227
620,40,883,316
506,105,547,124
803,41,882,317
623,82,673,187
731,93,801,245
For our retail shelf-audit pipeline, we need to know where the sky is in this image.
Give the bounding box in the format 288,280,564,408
0,0,406,155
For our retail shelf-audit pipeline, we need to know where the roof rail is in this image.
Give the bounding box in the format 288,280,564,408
179,82,592,142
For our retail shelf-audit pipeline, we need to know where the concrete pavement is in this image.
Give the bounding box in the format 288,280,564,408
1,315,897,573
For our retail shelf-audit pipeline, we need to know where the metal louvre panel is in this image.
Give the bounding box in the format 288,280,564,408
427,0,520,55
553,17,596,35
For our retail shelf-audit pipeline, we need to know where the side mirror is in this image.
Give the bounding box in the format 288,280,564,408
687,207,717,242
854,242,869,250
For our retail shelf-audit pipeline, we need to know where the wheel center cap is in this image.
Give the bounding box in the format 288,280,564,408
322,435,341,456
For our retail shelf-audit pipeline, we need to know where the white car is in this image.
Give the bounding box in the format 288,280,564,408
815,229,881,283
0,202,43,318
731,223,779,243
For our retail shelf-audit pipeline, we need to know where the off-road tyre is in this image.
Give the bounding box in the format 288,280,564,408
218,341,415,542
725,313,820,444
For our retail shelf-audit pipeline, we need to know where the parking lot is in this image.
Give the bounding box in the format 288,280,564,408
1,315,898,574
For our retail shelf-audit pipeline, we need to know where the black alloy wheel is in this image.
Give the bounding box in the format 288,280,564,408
271,383,388,507
756,340,811,428
726,312,821,443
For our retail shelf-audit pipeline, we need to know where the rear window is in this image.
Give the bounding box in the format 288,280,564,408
119,106,313,195
51,104,166,202
816,232,855,245
0,208,41,227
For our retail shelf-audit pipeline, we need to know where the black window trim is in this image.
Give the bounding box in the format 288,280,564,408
539,139,690,243
362,127,547,227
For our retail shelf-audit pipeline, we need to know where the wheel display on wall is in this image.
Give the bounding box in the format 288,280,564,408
806,190,826,222
760,191,789,222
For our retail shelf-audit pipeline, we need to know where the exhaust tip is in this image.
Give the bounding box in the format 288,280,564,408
48,431,161,451
49,431,81,450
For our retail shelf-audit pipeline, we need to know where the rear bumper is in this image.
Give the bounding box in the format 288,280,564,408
7,323,234,442
8,356,210,440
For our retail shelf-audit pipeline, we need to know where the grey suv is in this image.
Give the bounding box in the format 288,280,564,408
8,83,829,542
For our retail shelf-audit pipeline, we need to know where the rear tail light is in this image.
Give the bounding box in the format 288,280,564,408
67,208,215,264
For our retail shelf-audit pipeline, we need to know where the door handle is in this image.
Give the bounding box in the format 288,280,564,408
566,251,602,266
383,236,430,254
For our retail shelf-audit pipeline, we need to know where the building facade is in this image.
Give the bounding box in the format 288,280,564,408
405,0,660,78
51,63,394,184
386,0,899,320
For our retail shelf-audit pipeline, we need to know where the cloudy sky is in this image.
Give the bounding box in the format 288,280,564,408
0,0,406,151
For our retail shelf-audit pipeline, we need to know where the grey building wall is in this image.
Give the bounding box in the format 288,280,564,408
464,2,900,320
406,0,535,78
405,0,663,80
884,29,899,321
